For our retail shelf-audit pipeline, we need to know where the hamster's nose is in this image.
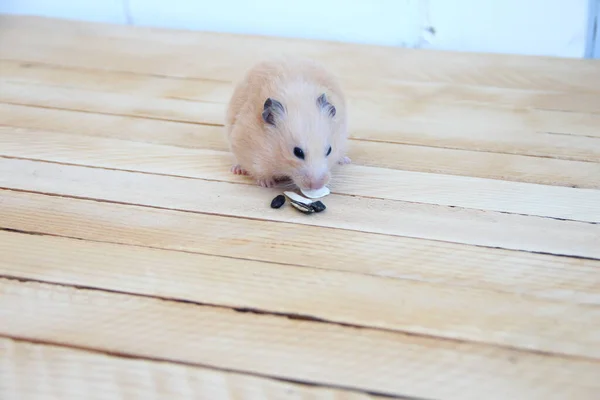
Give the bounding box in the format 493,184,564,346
308,174,329,190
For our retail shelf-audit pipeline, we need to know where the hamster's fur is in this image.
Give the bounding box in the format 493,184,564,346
225,56,350,190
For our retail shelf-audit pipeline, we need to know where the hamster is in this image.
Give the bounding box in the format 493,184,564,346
224,56,351,191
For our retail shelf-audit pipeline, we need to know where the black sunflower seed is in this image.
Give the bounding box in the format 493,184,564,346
290,200,314,213
270,194,286,209
310,201,326,213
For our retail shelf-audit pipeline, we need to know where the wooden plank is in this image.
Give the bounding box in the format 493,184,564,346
0,80,224,125
2,190,599,305
3,103,600,189
2,126,600,222
0,103,227,151
0,338,386,400
349,139,600,189
1,279,599,400
3,58,600,115
22,68,600,147
0,59,234,105
1,14,599,94
2,230,599,357
349,100,600,161
1,158,599,258
2,80,600,162
361,81,600,115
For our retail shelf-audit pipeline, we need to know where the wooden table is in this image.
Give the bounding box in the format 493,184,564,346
1,15,599,400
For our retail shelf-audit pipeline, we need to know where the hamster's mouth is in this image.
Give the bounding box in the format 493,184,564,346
296,183,327,192
291,178,329,192
289,171,330,192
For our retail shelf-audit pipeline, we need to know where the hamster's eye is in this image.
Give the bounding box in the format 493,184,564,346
326,146,332,156
293,147,305,160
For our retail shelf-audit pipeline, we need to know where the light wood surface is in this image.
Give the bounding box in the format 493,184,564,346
0,14,599,400
4,103,600,189
0,338,385,400
2,279,600,400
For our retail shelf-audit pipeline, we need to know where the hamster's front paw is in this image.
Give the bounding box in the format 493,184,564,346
257,178,276,188
338,156,352,165
231,164,249,175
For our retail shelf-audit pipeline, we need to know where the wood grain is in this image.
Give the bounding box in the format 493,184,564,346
0,338,386,400
2,190,599,306
2,230,599,357
0,59,234,105
2,127,600,222
0,103,226,151
2,79,599,162
3,59,600,114
1,158,599,258
2,15,600,399
0,103,600,188
1,15,600,94
1,279,599,400
0,80,224,125
3,103,600,189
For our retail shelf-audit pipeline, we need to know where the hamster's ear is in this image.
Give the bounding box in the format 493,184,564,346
317,93,336,118
262,98,285,125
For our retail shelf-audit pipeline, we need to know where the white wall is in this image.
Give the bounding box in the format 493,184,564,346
0,0,127,24
0,0,591,58
423,0,589,58
127,0,426,48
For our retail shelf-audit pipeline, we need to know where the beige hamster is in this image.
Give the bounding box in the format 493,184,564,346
224,56,351,191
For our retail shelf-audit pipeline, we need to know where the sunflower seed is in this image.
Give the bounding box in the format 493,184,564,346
290,201,314,213
301,186,331,199
284,191,326,214
270,194,286,209
284,191,312,205
310,201,326,213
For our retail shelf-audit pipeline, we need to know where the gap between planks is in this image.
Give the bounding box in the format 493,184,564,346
1,15,600,94
2,229,600,360
3,58,600,116
1,79,599,163
1,157,599,259
1,278,599,400
4,269,597,362
0,337,400,400
2,90,598,164
1,127,600,222
2,103,599,190
1,190,599,306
